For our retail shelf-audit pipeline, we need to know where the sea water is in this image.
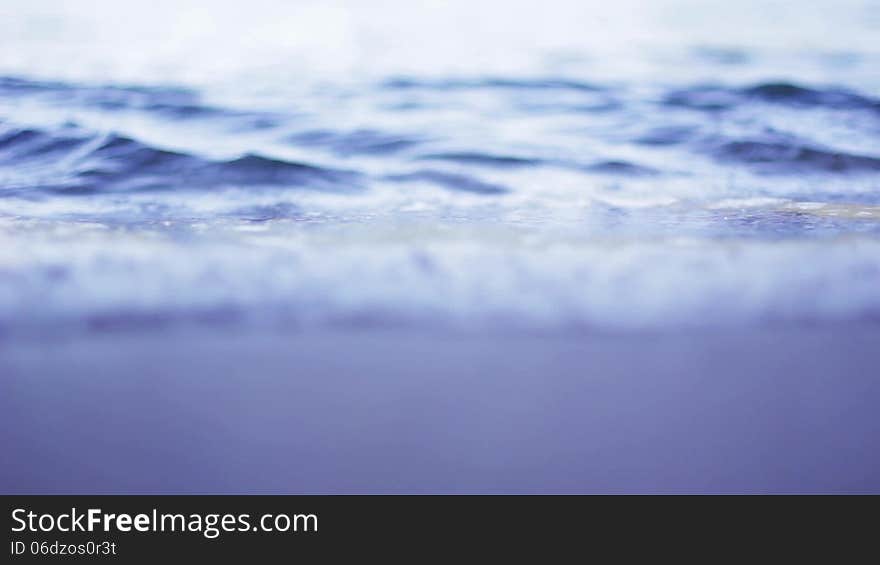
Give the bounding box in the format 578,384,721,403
1,0,879,335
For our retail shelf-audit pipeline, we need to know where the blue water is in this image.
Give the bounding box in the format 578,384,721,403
2,0,880,495
1,0,879,334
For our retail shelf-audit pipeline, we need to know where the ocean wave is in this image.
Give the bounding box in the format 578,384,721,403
742,82,880,110
0,124,360,195
704,135,880,174
286,128,423,156
2,60,880,335
582,160,660,176
0,125,92,161
664,81,880,112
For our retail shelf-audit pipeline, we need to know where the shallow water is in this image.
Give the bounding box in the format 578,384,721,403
1,0,880,335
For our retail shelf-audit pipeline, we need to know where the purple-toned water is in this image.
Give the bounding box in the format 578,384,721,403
1,0,879,493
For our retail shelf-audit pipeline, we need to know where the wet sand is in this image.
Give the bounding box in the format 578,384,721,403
2,324,879,493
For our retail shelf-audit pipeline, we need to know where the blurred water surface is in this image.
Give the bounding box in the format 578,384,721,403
1,0,880,334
